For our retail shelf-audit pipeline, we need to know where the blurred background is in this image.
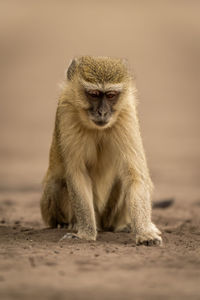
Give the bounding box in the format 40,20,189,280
0,0,200,203
1,2,200,299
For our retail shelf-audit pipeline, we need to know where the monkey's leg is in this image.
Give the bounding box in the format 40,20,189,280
112,201,132,233
40,177,72,227
101,180,131,232
128,182,162,246
61,171,97,241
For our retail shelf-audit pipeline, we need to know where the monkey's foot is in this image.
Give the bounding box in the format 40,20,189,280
136,223,162,246
114,224,132,233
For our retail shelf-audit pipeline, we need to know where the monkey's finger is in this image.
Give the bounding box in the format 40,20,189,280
59,233,79,241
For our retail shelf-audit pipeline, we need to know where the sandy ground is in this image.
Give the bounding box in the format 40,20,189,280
0,1,200,299
0,193,200,300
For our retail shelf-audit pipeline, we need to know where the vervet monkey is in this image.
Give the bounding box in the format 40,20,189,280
40,56,162,246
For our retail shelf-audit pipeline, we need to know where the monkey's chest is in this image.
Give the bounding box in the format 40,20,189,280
89,149,119,214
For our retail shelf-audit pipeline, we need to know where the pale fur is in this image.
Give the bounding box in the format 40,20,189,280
40,56,162,245
80,80,124,92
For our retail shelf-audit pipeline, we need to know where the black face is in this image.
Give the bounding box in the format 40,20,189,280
85,90,120,126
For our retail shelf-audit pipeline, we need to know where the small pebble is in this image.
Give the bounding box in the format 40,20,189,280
20,228,30,232
165,229,172,233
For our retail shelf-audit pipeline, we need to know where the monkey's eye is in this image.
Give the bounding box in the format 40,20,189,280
106,92,119,99
87,90,100,98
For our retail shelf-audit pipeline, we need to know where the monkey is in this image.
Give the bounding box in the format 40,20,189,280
40,55,162,246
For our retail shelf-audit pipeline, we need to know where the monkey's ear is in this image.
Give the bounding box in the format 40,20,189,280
66,58,77,80
121,57,129,68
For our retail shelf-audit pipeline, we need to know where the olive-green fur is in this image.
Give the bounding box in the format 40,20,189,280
73,56,129,84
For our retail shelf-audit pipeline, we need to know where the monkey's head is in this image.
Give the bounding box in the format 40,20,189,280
66,56,132,130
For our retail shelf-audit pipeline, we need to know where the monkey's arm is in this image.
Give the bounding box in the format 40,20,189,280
56,105,97,241
116,110,162,245
126,178,161,245
65,167,97,240
124,147,162,245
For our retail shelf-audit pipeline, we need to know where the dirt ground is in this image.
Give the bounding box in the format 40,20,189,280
0,1,200,300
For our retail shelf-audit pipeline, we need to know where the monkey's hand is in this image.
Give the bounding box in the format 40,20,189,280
59,231,96,242
136,223,162,246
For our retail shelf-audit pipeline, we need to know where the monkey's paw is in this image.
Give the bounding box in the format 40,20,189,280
59,233,79,241
136,223,162,246
59,232,96,242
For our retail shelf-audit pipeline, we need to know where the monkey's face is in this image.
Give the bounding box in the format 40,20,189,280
65,56,131,129
84,89,120,127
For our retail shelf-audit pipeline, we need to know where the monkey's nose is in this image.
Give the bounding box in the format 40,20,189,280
97,110,108,117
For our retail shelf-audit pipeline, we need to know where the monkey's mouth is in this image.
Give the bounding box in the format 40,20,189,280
93,120,109,127
87,111,110,127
